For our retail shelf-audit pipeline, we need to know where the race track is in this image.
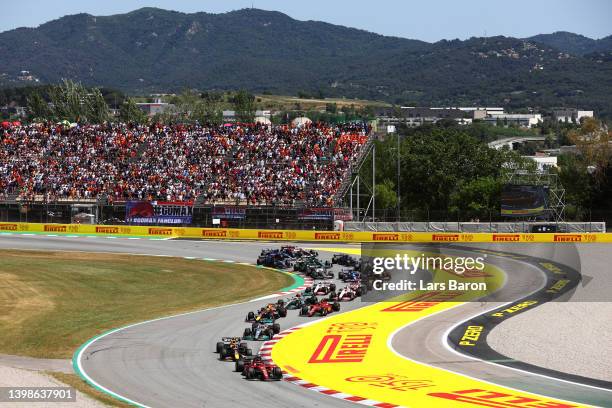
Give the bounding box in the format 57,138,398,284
0,235,364,408
0,235,610,408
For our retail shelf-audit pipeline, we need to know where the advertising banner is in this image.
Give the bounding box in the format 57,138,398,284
125,201,193,224
211,206,246,220
298,208,334,220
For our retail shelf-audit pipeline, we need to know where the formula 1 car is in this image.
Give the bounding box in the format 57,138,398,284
256,251,292,269
332,254,358,267
337,283,362,301
299,290,319,305
292,256,317,272
277,294,304,310
338,268,360,282
243,321,281,340
308,266,333,280
312,281,336,295
216,337,253,361
235,355,283,380
300,299,340,317
245,303,287,323
280,246,318,259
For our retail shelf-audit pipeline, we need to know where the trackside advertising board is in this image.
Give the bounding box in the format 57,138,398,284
125,201,193,224
1,222,611,242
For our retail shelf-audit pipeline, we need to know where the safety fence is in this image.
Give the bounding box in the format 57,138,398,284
1,222,611,243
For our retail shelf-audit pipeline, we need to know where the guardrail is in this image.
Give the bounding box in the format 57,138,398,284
1,222,611,243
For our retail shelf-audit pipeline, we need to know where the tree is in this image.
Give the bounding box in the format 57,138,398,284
84,87,110,123
27,92,50,121
233,90,255,123
173,89,200,121
568,117,611,181
119,98,147,123
195,91,223,124
375,180,398,210
358,122,525,220
449,177,501,220
47,79,109,123
49,79,86,122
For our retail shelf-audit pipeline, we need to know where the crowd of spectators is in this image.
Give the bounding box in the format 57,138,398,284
0,121,370,206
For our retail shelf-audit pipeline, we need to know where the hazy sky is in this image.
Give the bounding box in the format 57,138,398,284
3,0,611,41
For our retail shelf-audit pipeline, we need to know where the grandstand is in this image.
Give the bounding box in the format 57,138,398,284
0,122,371,207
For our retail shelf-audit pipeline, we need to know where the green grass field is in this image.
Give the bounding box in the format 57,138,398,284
0,250,293,358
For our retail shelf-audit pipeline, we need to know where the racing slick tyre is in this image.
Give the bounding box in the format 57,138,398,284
246,348,253,356
246,367,255,380
300,305,309,316
332,302,341,312
304,287,312,294
220,345,229,359
239,342,248,353
247,311,255,321
243,328,252,338
321,308,328,316
216,342,224,353
330,283,336,292
272,367,283,380
272,323,281,334
277,299,285,306
235,359,245,373
356,287,363,296
278,307,287,318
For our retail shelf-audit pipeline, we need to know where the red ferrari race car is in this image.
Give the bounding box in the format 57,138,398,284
235,355,283,381
299,298,340,317
312,281,336,295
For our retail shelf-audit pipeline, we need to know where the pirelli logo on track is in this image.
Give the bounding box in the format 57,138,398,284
381,291,463,312
258,231,284,239
148,227,173,235
314,232,341,240
432,234,459,242
429,388,579,407
492,234,520,242
96,226,119,234
554,234,582,242
44,225,67,232
490,300,538,318
308,334,372,363
458,325,483,347
0,223,18,231
202,230,227,237
372,233,399,241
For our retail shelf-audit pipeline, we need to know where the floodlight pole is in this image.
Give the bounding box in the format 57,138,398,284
397,132,400,224
372,143,375,221
357,176,360,221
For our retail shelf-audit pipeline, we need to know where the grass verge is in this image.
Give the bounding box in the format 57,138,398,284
48,372,131,407
0,249,293,358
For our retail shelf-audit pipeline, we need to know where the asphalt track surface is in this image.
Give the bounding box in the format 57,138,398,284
0,235,610,407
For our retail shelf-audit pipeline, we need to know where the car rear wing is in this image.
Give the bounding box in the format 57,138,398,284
221,337,242,342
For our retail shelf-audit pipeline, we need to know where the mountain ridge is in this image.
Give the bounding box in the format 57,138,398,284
1,8,611,117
